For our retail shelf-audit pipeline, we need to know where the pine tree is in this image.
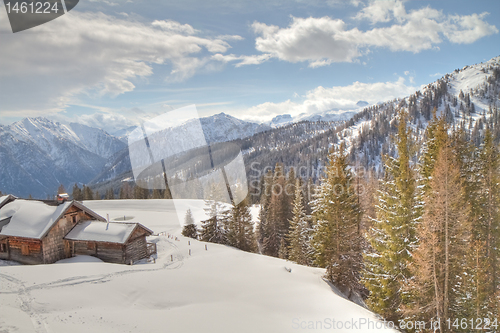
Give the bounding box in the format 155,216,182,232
448,126,491,321
152,188,162,199
72,184,83,201
421,113,448,192
472,129,500,319
57,184,66,194
287,178,311,266
278,237,287,259
404,143,469,326
134,185,149,199
311,143,363,295
226,198,256,252
105,188,115,200
199,183,228,244
83,185,93,200
182,209,198,239
262,163,290,257
119,182,132,199
286,167,297,210
200,215,227,244
363,109,421,322
163,183,172,199
257,169,273,253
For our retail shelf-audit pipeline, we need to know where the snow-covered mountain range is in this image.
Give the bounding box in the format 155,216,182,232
0,118,127,198
266,102,368,128
0,114,272,198
1,55,499,198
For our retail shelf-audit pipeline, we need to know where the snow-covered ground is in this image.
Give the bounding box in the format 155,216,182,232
0,199,396,333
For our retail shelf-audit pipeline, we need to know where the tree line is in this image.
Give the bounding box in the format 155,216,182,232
363,109,499,330
184,108,499,332
70,181,173,201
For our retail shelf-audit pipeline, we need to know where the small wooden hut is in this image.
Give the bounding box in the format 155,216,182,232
0,196,156,265
64,220,155,264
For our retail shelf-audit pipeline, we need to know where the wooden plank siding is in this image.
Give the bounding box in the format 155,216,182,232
0,238,9,260
72,240,126,264
125,236,148,264
73,240,98,257
72,236,151,264
41,209,95,264
97,242,127,264
4,237,43,264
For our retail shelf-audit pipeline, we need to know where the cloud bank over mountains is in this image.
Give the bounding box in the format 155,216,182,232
216,1,497,68
0,0,497,127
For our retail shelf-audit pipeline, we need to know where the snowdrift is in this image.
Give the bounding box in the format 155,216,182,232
0,199,396,333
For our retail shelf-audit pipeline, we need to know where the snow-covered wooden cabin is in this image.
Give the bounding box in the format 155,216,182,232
64,220,155,264
0,195,155,265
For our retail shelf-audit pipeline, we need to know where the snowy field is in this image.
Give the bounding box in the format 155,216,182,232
0,199,396,333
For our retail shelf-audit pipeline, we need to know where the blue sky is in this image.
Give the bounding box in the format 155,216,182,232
0,0,498,132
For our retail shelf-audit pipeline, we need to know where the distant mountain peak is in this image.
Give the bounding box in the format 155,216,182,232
268,114,293,128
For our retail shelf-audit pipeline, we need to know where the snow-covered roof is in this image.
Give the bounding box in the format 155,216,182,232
0,200,73,239
64,220,149,244
0,200,105,239
0,196,9,207
0,195,17,210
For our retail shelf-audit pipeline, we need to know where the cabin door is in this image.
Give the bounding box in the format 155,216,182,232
64,240,72,258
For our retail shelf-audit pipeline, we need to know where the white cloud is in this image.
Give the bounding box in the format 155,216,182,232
73,112,137,133
233,1,497,67
50,104,170,134
0,11,233,115
354,0,407,24
212,53,272,67
216,34,245,41
252,17,361,66
241,77,417,122
444,13,498,44
151,20,199,35
88,0,119,6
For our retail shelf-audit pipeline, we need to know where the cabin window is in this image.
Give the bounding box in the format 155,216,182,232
72,215,78,224
21,244,29,255
0,243,7,253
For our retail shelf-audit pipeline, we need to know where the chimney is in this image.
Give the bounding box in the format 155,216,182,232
57,193,70,204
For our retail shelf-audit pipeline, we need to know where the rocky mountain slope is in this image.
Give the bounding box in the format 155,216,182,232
0,114,272,198
1,56,499,199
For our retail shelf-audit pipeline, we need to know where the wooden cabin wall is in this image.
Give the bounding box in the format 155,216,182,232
0,237,9,260
125,236,148,263
72,240,126,264
42,208,91,264
96,242,126,264
5,238,43,264
73,240,97,256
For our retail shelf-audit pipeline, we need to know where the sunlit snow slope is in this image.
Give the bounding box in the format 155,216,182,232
0,200,397,333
